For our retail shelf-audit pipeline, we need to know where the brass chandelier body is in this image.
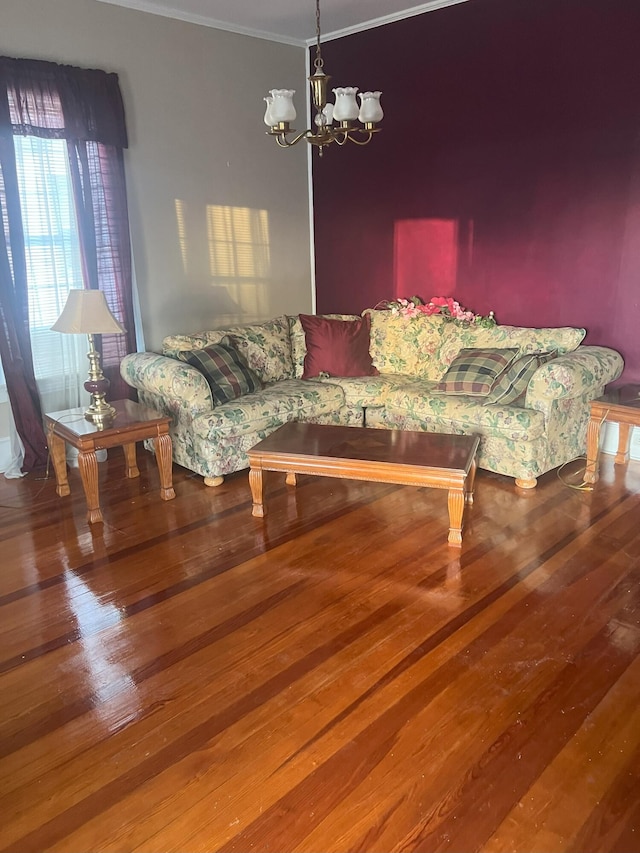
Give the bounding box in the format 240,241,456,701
263,0,383,155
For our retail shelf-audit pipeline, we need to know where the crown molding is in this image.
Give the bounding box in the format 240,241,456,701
95,0,471,46
311,0,471,45
94,0,305,46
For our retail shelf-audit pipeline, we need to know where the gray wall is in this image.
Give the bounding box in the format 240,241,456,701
1,0,314,352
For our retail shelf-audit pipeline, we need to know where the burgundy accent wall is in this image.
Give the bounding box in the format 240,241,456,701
312,0,640,380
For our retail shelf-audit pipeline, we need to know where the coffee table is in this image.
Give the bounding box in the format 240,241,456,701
45,399,175,524
247,422,479,547
585,383,640,483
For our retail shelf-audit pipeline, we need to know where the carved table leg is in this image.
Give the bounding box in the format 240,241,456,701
615,422,631,465
78,449,102,524
154,433,175,501
285,472,297,486
249,466,265,517
584,414,601,484
47,427,70,497
447,486,465,547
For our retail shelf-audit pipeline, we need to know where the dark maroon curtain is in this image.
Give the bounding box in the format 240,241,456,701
0,102,46,470
0,57,135,471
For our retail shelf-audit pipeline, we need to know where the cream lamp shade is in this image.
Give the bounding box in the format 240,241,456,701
51,289,126,335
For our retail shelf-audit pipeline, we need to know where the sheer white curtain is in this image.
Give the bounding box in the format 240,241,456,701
3,135,86,477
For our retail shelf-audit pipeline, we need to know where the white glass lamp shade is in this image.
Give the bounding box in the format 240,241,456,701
263,96,275,127
268,89,296,123
358,91,384,124
51,289,125,334
332,87,359,122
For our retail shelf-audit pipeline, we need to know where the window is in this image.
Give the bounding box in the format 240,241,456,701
12,135,86,405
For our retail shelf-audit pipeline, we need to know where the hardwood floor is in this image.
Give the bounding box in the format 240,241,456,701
0,446,639,853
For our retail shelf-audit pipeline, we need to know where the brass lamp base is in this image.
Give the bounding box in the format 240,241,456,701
84,398,116,429
84,333,116,429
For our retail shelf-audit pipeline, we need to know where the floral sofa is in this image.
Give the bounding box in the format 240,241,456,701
120,310,624,489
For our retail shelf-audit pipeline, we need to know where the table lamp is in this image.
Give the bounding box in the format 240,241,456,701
51,289,126,427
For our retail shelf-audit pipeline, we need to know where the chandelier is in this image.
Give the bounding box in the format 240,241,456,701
263,0,383,156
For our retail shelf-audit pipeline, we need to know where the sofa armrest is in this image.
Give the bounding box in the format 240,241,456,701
120,352,213,418
526,346,624,404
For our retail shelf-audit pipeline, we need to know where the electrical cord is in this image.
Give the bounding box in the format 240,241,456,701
556,407,610,491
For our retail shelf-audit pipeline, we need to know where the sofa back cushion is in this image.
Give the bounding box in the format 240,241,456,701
164,316,294,384
434,323,585,378
367,310,585,380
367,310,450,378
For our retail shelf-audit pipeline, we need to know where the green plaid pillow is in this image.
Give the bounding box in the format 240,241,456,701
176,336,262,405
484,351,557,406
435,347,518,396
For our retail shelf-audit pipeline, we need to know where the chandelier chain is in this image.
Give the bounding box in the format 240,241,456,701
314,0,324,73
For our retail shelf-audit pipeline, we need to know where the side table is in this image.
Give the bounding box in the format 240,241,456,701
45,399,175,524
585,384,640,484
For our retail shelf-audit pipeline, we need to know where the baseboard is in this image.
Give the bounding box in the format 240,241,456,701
600,422,640,461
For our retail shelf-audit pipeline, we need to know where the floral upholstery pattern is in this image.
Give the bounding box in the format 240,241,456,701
366,310,450,377
193,380,343,440
433,322,586,378
121,313,624,485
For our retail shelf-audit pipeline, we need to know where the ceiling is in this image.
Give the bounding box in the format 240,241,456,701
95,0,469,46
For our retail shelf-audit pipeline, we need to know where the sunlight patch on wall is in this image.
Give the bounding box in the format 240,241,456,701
173,202,272,326
394,218,472,299
175,199,189,275
207,205,271,324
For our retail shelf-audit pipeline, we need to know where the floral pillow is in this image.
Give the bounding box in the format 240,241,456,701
228,315,294,384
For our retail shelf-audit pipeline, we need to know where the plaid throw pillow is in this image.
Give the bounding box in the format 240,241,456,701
435,348,518,396
484,351,557,406
177,336,262,405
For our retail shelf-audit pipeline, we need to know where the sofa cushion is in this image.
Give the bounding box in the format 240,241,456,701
289,314,360,378
318,373,410,408
300,314,377,379
192,379,345,440
367,310,450,378
434,348,518,396
381,377,546,441
228,315,294,383
434,323,585,378
175,337,262,405
484,351,556,406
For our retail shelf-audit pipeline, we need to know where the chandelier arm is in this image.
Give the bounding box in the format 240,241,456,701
272,127,339,148
346,131,374,146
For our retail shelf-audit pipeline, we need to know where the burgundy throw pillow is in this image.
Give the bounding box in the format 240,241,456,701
300,314,378,379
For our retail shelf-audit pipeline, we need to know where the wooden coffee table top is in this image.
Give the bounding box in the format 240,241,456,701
249,421,478,474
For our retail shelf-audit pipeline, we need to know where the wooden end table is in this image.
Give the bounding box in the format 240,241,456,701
45,399,175,524
585,384,640,484
248,422,479,547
